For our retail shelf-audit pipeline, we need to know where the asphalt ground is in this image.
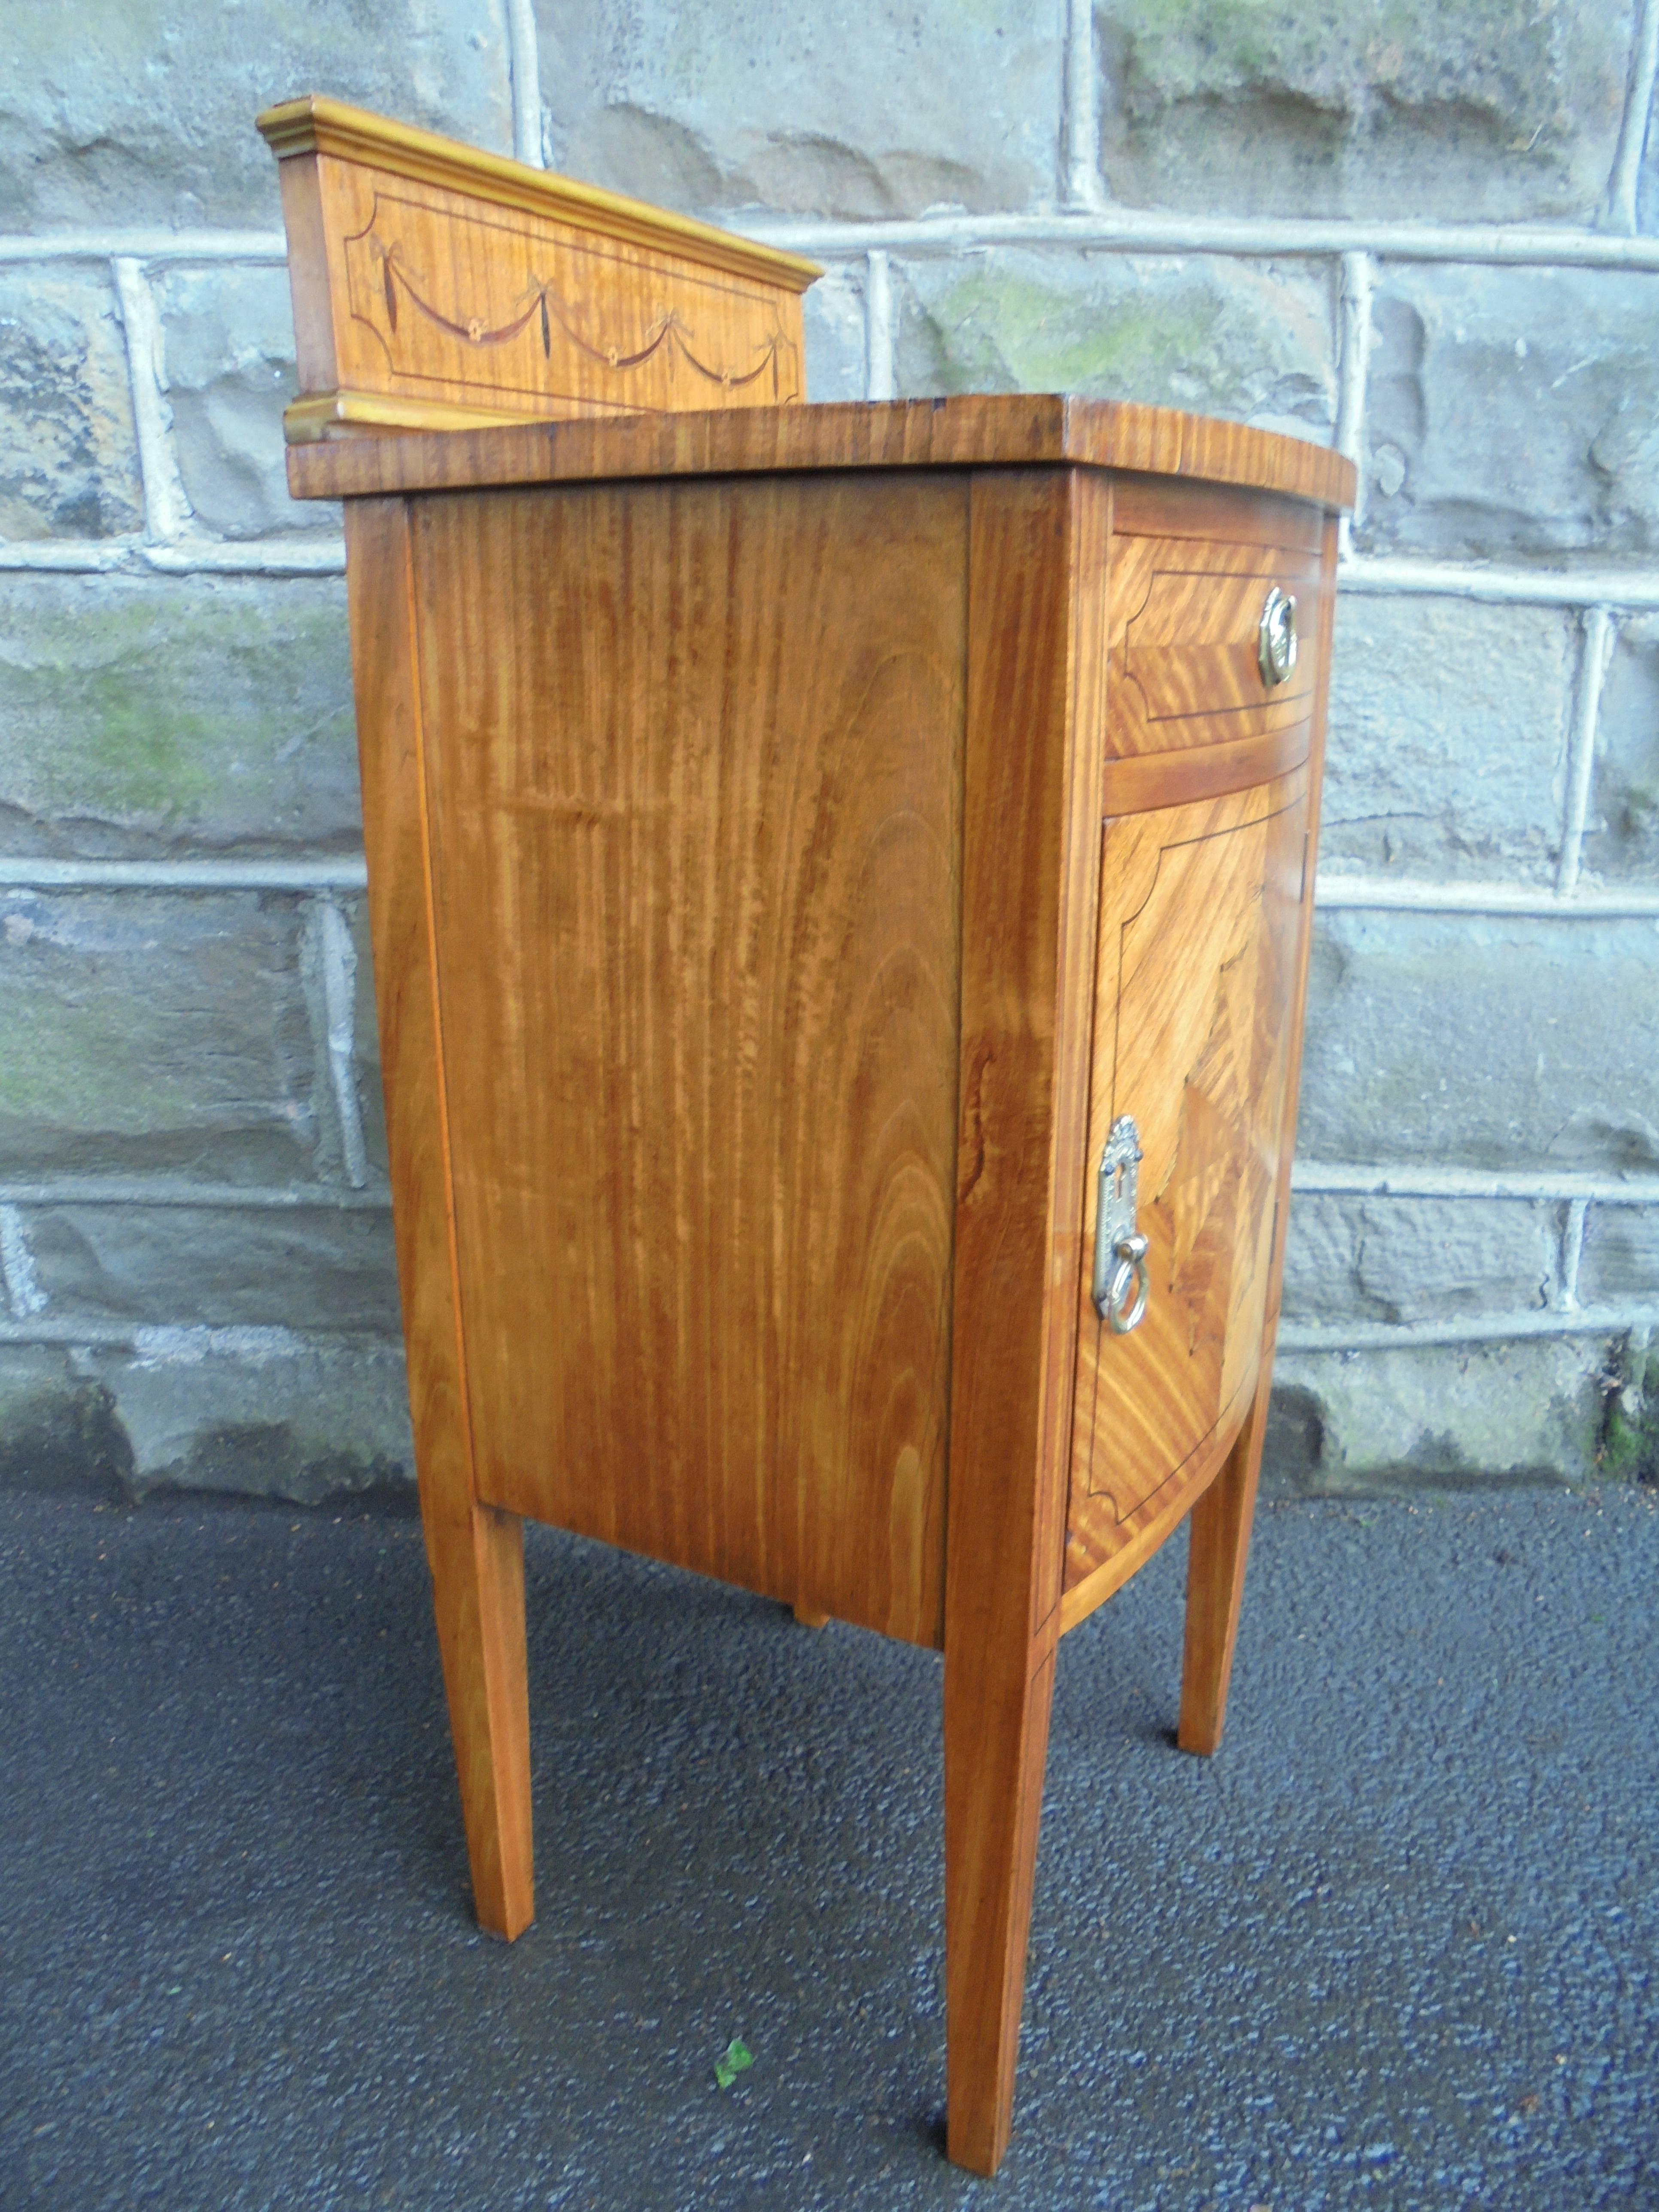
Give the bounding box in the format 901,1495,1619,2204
1,1479,1655,2212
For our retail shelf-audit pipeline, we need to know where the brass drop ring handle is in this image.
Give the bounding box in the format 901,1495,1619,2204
1094,1117,1151,1333
1258,586,1298,687
1103,1233,1150,1334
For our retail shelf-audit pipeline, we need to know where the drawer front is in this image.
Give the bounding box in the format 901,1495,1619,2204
1064,771,1309,1597
1107,535,1325,757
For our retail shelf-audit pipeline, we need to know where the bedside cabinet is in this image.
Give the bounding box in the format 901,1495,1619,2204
261,95,1357,2175
288,395,1351,2174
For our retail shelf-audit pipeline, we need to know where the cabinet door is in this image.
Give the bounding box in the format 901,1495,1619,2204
1064,772,1308,1595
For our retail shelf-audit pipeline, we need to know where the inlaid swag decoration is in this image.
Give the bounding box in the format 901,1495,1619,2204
357,217,795,402
257,94,818,441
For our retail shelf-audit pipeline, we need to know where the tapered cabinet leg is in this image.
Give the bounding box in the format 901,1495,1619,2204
1178,1377,1270,1757
937,468,1109,2174
944,1633,1058,2176
425,1499,535,1939
1180,511,1340,1759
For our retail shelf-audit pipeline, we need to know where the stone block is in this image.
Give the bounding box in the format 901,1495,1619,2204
1321,596,1573,882
1581,614,1659,886
0,572,359,857
0,1329,413,1507
802,264,869,403
0,267,143,542
1267,1333,1610,1492
1577,1203,1659,1307
294,895,364,1190
539,0,1062,219
0,889,320,1181
0,1,514,229
1298,910,1659,1170
1359,264,1659,560
893,249,1335,438
103,1333,413,1502
1094,0,1630,224
348,899,390,1183
0,1335,416,1505
17,1203,398,1332
1280,1192,1558,1326
0,1349,134,1499
151,265,334,540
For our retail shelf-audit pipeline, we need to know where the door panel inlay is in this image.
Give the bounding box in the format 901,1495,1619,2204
1065,774,1307,1587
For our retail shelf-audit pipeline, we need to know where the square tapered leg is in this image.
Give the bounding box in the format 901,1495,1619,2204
425,1498,534,1939
1178,1372,1270,1757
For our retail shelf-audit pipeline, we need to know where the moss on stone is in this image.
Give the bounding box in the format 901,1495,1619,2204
1114,0,1604,113
898,249,1338,434
1598,1352,1659,1485
919,264,1225,401
0,988,203,1133
0,577,356,841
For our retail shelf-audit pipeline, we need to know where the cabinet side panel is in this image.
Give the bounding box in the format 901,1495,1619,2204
407,473,966,1647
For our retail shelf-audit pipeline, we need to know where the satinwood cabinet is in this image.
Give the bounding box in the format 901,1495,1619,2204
267,98,1353,2179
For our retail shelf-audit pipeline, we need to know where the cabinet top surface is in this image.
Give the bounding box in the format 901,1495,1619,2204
287,394,1357,511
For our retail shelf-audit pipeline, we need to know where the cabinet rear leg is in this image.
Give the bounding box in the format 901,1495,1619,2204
425,1499,535,1939
1178,1377,1270,1757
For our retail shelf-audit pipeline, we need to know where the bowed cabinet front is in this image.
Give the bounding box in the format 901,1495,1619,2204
290,398,1351,2177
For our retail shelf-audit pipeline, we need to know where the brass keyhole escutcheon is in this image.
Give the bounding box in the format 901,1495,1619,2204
1093,1115,1150,1334
1258,586,1298,688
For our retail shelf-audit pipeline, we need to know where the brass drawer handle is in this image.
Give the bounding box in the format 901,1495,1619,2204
1258,586,1298,687
1103,1233,1149,1334
1093,1115,1150,1334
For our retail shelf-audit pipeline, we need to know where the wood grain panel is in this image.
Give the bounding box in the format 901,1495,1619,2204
407,472,966,1647
1063,769,1308,1594
260,97,815,440
287,393,1358,509
1107,535,1323,756
943,468,1109,2177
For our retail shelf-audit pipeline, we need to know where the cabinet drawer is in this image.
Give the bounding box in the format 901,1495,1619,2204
1107,535,1325,757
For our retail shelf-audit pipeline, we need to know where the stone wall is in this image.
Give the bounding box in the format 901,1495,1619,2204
1,2,1656,1503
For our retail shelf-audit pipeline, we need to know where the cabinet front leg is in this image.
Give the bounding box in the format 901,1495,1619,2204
944,1629,1057,2176
426,1499,535,1939
1178,1376,1270,1756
